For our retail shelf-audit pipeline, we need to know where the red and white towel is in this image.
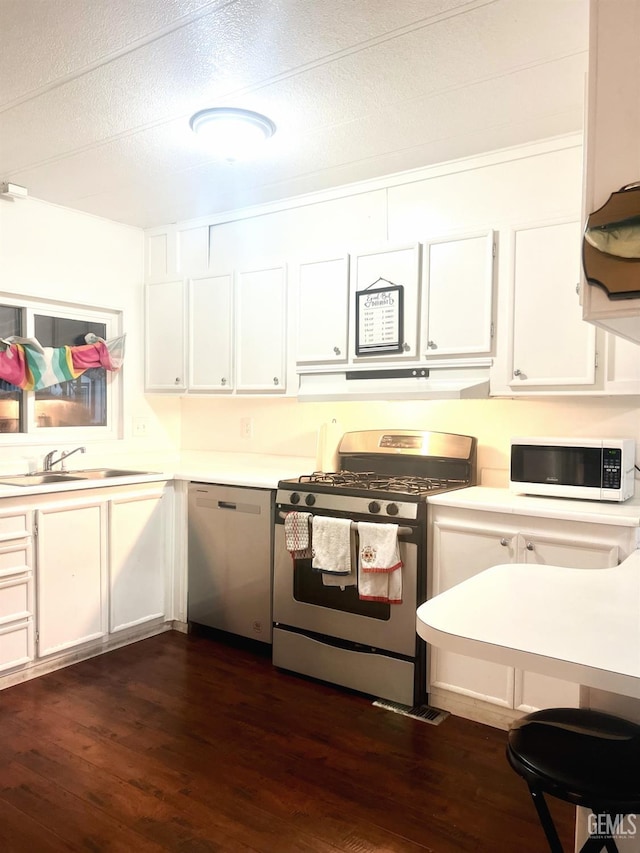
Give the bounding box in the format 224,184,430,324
284,511,312,560
357,522,403,604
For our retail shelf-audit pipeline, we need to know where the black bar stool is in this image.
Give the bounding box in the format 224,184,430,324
507,708,640,853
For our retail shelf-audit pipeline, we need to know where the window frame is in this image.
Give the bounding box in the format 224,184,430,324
0,292,123,444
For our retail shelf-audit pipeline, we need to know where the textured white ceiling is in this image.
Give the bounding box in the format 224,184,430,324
0,0,589,229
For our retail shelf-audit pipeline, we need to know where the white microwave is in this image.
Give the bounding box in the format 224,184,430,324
510,437,636,502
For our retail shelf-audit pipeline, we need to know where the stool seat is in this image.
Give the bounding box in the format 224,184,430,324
507,708,640,853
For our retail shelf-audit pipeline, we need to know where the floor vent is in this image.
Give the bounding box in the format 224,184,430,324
372,699,450,726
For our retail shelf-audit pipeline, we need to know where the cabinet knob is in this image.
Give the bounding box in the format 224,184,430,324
513,369,522,377
273,377,279,385
221,377,227,385
333,346,341,355
525,541,534,551
500,538,509,546
174,377,181,384
427,340,437,349
402,342,410,351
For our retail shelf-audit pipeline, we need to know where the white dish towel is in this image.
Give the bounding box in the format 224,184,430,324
357,521,403,604
311,516,353,582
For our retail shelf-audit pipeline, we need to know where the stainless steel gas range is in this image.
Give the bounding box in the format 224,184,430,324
272,429,477,707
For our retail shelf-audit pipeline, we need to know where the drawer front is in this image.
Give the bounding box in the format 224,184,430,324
0,542,32,578
0,576,33,623
0,512,31,542
0,620,33,671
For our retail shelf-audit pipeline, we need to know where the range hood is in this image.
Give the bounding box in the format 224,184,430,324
297,361,491,402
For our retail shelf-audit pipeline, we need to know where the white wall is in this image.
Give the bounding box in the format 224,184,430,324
180,395,640,486
0,196,180,470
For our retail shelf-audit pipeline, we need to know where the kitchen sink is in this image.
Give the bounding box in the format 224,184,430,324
0,473,86,486
73,468,153,479
0,469,155,486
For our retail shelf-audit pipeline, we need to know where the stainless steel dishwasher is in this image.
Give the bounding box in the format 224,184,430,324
188,482,274,643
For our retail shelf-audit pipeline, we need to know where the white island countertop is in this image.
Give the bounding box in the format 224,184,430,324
417,549,640,700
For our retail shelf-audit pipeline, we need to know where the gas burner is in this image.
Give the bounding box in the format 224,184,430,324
296,470,467,496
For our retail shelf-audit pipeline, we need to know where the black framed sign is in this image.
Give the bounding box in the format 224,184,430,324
355,282,404,356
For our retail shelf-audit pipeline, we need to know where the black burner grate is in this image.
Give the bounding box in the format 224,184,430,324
296,470,466,496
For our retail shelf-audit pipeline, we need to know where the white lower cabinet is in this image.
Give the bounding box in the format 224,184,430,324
428,505,635,720
109,489,167,633
36,500,107,657
0,483,170,672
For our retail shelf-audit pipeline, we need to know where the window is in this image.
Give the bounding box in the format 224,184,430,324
0,296,122,440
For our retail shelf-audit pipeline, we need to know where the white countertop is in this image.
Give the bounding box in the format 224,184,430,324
0,451,316,497
417,549,640,700
428,485,640,527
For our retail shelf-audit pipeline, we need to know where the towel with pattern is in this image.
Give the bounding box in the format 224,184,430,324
357,521,403,604
284,511,312,560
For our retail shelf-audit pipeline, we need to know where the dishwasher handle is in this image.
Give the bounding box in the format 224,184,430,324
218,500,237,510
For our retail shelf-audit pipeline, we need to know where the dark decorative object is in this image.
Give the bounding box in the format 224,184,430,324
583,182,640,299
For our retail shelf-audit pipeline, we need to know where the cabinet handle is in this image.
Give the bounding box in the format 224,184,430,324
221,377,227,385
174,377,181,384
525,541,534,551
402,342,410,351
333,346,341,355
500,538,509,546
427,340,437,349
273,377,279,385
513,369,522,377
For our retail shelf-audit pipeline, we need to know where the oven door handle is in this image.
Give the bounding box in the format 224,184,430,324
278,511,412,538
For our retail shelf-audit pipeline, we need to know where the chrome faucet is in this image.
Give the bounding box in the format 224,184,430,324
43,446,86,472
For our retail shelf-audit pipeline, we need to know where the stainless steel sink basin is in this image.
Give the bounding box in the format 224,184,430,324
0,468,155,487
73,468,153,479
0,473,86,486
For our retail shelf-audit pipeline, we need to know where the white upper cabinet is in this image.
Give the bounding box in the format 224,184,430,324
296,254,349,365
145,280,187,391
508,219,596,389
188,274,234,392
236,264,287,392
421,230,495,357
350,244,420,361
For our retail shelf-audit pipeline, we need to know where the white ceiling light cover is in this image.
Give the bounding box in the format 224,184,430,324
190,107,276,161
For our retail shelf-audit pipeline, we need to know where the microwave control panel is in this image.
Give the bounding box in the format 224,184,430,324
602,448,622,489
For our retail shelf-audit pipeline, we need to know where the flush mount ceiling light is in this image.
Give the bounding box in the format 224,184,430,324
189,107,276,161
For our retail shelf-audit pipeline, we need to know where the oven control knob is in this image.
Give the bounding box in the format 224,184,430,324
386,503,399,516
368,501,381,514
305,494,316,506
290,492,301,505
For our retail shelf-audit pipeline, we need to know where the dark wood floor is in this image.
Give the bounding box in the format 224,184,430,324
0,631,575,852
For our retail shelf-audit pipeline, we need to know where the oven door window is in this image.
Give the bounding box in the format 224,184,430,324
293,558,390,620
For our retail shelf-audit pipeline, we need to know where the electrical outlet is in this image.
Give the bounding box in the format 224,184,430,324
133,417,150,437
240,417,253,439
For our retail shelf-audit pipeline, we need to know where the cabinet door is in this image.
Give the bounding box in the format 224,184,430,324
351,244,420,360
422,231,494,356
145,280,187,390
188,274,234,391
430,520,515,707
603,333,640,394
109,491,167,633
513,528,619,713
236,265,286,392
36,502,107,656
296,255,349,364
510,220,596,387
